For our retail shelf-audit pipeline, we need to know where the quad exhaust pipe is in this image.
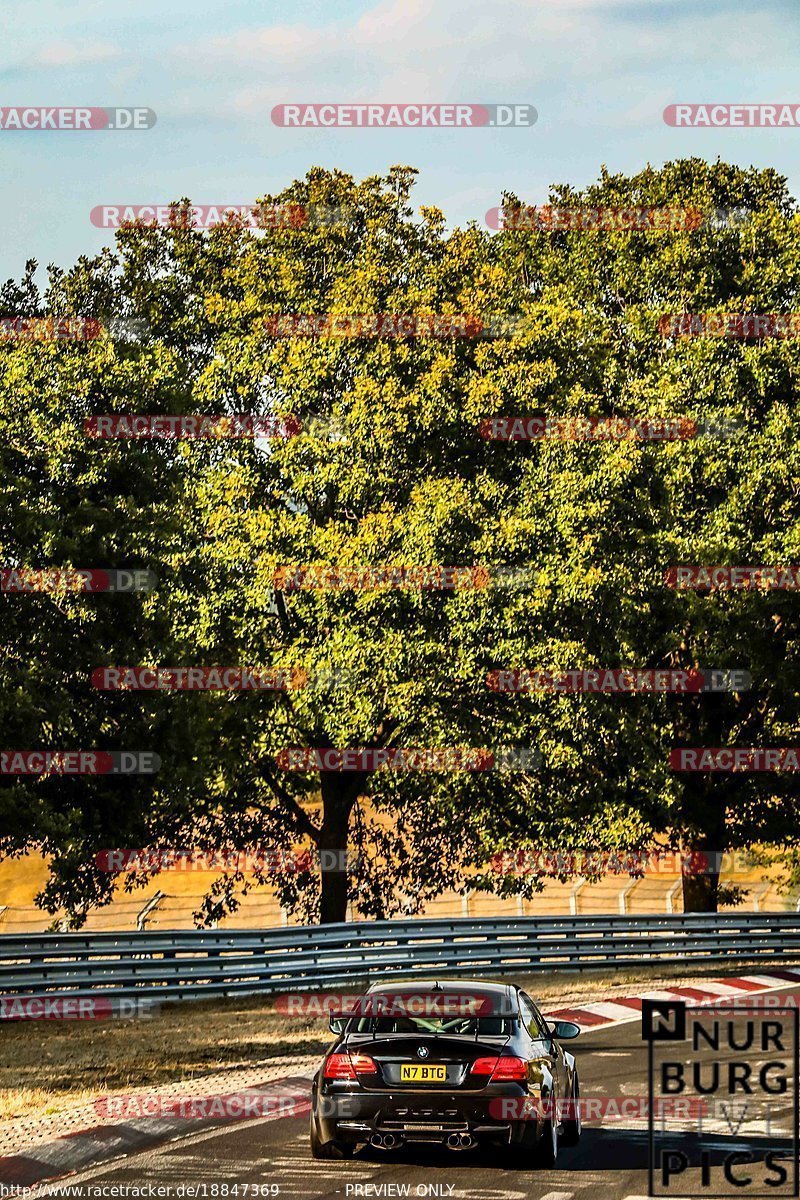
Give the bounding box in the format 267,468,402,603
446,1132,476,1150
370,1130,474,1150
370,1131,402,1149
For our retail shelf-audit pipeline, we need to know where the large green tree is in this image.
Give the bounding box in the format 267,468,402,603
481,158,800,911
3,160,800,925
0,259,204,921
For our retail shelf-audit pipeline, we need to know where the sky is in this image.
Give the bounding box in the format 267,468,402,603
2,0,800,284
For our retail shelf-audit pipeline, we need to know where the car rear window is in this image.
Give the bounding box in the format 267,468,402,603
345,990,516,1036
347,1013,514,1036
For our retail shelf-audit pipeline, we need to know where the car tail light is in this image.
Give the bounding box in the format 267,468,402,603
470,1055,528,1082
491,1056,528,1082
350,1052,378,1074
323,1052,377,1080
471,1056,500,1077
324,1053,356,1079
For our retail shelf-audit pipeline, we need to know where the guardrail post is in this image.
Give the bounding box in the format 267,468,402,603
665,880,682,913
619,877,642,914
569,879,588,915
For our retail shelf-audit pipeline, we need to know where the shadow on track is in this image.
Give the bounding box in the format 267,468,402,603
350,1126,795,1177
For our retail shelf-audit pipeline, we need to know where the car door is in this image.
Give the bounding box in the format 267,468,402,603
518,991,563,1116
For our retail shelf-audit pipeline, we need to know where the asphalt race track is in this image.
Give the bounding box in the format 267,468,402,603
42,984,800,1200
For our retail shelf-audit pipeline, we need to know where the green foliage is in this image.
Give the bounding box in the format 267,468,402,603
2,160,800,923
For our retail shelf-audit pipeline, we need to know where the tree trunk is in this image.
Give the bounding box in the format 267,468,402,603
318,773,358,924
681,862,719,912
679,777,727,913
670,687,733,914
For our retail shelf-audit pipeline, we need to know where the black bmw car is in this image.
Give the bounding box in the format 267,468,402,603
310,978,581,1164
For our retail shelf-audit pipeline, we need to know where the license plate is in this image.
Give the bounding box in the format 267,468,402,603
400,1064,447,1083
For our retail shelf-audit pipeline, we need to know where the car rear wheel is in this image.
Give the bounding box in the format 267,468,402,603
561,1072,581,1146
310,1112,354,1160
515,1095,558,1169
531,1099,558,1168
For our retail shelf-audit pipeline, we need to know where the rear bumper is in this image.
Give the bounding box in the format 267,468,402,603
314,1085,544,1146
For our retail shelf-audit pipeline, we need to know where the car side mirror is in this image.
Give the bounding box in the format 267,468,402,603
329,1016,345,1034
549,1019,580,1040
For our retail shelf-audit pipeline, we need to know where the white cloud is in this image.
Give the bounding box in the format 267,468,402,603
29,41,120,68
173,0,792,122
199,24,327,64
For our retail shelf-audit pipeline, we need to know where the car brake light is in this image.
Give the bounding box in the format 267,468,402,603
491,1056,528,1082
324,1053,356,1079
350,1052,378,1074
470,1055,527,1082
323,1052,378,1080
471,1056,499,1076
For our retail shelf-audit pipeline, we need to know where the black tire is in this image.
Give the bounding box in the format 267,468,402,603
532,1113,558,1168
310,1111,354,1160
561,1072,581,1146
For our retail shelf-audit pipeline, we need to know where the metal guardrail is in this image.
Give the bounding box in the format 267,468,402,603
1,912,799,1005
